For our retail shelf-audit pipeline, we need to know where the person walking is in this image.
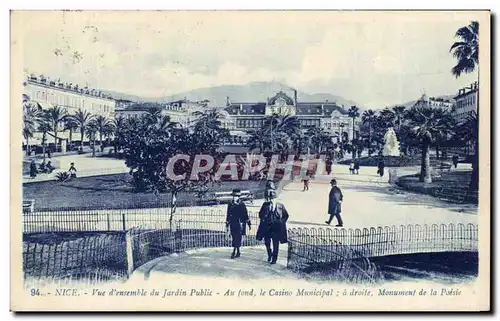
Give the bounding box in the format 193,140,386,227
377,158,385,177
325,157,333,175
29,160,37,179
225,189,251,259
256,188,289,264
349,160,355,174
452,154,459,169
325,179,343,227
354,159,360,175
68,162,77,178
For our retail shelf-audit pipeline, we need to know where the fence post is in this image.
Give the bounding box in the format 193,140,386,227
125,230,134,277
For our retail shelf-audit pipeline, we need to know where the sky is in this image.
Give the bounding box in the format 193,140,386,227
15,11,481,109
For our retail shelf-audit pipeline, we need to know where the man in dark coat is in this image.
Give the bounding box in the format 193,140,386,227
377,158,385,177
226,189,251,259
256,189,289,264
452,154,459,168
326,179,343,227
325,158,333,175
29,160,37,178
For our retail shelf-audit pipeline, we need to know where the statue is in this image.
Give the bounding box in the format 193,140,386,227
382,127,400,157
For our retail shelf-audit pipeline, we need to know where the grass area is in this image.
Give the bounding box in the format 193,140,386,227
338,156,421,167
23,173,268,211
396,170,477,204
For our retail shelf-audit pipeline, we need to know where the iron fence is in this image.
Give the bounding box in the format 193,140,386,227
287,223,478,283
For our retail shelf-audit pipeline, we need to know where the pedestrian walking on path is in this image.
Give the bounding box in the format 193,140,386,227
452,155,459,169
68,162,77,178
349,160,355,174
256,187,289,264
354,159,360,175
326,179,343,227
226,189,251,259
377,158,385,177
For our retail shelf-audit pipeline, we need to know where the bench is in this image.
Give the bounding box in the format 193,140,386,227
213,190,254,205
23,199,35,213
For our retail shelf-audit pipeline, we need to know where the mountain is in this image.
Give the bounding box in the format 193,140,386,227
104,81,361,108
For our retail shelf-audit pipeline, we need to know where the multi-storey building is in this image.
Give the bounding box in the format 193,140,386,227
223,90,358,143
23,74,116,118
22,74,117,152
454,82,478,123
412,93,455,110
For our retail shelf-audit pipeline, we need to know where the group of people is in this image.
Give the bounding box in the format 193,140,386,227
29,159,55,178
28,160,78,179
349,159,361,175
225,181,289,264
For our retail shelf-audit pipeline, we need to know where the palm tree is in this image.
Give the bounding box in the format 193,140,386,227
145,107,162,125
63,116,78,151
406,106,455,183
73,109,95,152
23,101,41,156
306,127,330,154
450,20,479,191
348,106,360,159
45,106,68,153
94,115,113,152
112,116,126,155
450,21,479,77
362,109,376,155
85,120,98,157
37,116,52,162
392,105,406,132
262,114,301,152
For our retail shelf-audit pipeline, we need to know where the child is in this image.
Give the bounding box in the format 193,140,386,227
349,160,355,174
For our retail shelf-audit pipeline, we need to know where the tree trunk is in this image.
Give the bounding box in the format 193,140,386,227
100,132,104,152
80,128,84,151
169,191,178,231
368,122,372,156
54,126,58,152
435,144,440,160
469,139,478,191
25,138,30,157
69,129,73,149
92,135,96,157
420,142,432,183
42,134,46,162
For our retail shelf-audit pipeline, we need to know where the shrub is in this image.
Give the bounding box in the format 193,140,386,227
55,171,70,182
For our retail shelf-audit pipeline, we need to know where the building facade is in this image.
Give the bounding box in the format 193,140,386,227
23,74,116,118
453,82,478,123
412,93,455,110
224,91,358,143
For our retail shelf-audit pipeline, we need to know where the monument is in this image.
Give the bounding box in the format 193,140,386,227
382,127,400,157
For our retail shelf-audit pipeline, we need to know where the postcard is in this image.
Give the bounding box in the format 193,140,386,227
10,10,490,311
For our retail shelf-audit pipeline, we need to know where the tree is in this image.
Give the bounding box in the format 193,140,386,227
450,20,479,191
23,100,41,156
450,21,479,78
392,105,406,133
85,120,98,157
348,106,360,159
362,109,376,155
121,110,228,228
94,115,114,152
406,106,455,183
262,114,301,152
306,126,331,154
46,106,68,152
73,109,95,152
37,116,52,162
112,116,126,155
63,116,78,151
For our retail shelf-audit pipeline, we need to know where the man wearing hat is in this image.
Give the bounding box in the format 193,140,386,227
256,186,289,264
326,179,343,227
226,189,251,259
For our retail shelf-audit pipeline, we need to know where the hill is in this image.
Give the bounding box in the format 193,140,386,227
103,81,361,108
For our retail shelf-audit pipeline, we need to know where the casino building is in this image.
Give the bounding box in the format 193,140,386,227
223,90,359,143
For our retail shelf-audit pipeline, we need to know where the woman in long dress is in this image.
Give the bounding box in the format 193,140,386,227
226,189,251,259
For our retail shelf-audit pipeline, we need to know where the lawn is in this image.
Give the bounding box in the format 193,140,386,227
23,173,269,211
396,170,477,204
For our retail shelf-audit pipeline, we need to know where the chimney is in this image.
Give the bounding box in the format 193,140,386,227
294,89,298,106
